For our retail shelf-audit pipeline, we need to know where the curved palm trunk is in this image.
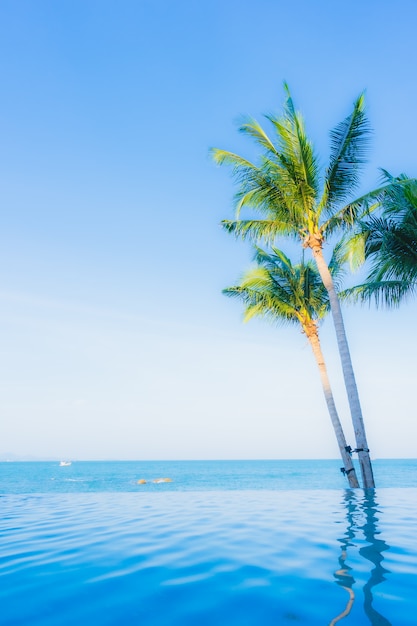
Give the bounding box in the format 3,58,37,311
305,321,360,488
310,243,375,488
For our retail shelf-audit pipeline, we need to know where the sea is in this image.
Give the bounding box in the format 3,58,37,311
1,459,416,625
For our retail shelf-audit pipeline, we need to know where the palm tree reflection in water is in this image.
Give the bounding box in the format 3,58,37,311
330,490,391,626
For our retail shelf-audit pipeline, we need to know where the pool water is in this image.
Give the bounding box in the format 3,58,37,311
1,487,416,625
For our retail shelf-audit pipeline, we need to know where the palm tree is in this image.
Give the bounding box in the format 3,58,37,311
345,173,417,306
212,84,386,487
224,246,360,488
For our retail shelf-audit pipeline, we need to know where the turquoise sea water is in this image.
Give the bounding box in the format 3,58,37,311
1,458,417,493
1,460,417,625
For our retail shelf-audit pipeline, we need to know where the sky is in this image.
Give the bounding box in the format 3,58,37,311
0,0,416,461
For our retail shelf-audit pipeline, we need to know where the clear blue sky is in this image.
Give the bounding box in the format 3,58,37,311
0,0,416,460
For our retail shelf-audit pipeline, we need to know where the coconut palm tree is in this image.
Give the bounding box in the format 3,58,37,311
344,173,417,306
224,246,360,488
212,84,386,487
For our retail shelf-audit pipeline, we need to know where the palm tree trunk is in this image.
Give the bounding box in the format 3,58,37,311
310,244,375,488
305,322,360,488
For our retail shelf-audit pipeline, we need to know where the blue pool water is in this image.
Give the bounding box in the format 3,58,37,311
1,460,416,625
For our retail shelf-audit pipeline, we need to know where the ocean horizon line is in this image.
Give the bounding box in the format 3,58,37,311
1,456,416,463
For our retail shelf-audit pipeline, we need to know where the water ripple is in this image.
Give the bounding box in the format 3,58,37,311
1,490,417,625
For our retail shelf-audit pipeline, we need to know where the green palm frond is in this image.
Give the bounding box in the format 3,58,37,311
341,280,416,308
238,117,279,155
221,219,295,243
232,165,294,219
376,173,417,220
332,175,417,270
223,285,299,326
340,174,417,306
363,215,391,255
321,184,387,237
210,148,256,173
369,224,417,282
254,245,292,270
212,146,302,224
266,102,320,210
223,246,333,331
322,93,371,212
283,85,320,197
358,177,417,285
243,297,295,324
338,230,368,271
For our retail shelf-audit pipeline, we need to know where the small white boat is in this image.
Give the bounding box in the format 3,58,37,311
59,461,72,467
